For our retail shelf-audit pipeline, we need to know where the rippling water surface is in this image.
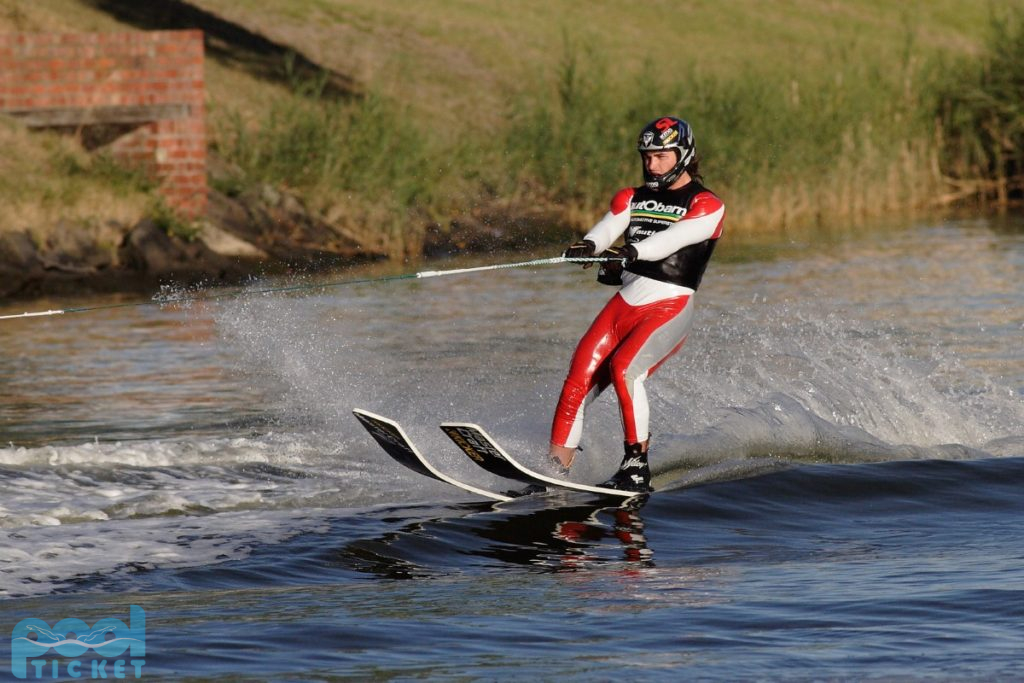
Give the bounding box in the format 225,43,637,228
1,218,1022,680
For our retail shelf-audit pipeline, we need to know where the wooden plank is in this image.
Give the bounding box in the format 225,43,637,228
2,103,191,127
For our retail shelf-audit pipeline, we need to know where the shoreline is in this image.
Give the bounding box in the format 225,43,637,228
0,186,580,302
2,177,1015,304
0,189,367,301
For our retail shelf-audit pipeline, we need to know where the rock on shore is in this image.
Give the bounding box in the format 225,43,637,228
0,186,382,300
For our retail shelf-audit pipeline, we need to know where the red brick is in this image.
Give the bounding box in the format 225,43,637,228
1,29,206,214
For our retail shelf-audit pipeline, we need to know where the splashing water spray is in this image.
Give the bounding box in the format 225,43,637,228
0,256,619,322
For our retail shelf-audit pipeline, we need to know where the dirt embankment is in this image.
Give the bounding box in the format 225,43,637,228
0,182,371,299
0,178,569,300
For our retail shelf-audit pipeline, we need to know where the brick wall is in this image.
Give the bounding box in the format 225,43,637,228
0,30,207,217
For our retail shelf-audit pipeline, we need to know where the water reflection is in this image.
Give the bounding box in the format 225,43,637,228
330,496,654,580
0,303,268,445
552,499,653,567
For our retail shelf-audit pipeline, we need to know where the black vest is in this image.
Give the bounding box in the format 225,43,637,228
624,181,721,290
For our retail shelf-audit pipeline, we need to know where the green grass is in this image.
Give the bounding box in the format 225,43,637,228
212,76,450,255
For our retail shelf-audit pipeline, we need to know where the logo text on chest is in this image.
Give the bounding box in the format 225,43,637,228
630,199,686,219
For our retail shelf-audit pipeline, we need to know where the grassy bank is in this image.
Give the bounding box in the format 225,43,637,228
2,0,1021,261
200,0,1014,252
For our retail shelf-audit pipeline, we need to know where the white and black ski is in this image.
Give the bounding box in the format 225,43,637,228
353,409,512,502
439,422,643,499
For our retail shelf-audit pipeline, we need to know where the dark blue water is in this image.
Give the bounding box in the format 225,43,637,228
4,458,1022,680
1,219,1022,680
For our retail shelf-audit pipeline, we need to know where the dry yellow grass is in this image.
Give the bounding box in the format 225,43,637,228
0,119,149,245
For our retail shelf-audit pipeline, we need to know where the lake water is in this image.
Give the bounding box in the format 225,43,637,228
1,217,1022,680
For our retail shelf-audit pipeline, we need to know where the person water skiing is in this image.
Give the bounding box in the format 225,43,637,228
550,116,725,492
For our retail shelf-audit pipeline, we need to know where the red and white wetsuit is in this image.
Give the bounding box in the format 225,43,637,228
551,180,724,448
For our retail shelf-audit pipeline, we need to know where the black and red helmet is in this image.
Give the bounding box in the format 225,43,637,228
636,117,695,190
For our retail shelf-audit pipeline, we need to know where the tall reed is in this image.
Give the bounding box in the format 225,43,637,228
213,75,445,255
502,37,943,236
935,6,1024,205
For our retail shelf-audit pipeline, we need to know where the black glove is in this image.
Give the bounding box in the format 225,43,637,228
600,244,638,265
596,245,638,285
597,256,623,286
562,239,596,259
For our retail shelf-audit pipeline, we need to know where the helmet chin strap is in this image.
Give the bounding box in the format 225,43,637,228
641,148,685,190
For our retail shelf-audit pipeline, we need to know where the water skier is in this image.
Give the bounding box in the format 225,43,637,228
550,116,725,492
